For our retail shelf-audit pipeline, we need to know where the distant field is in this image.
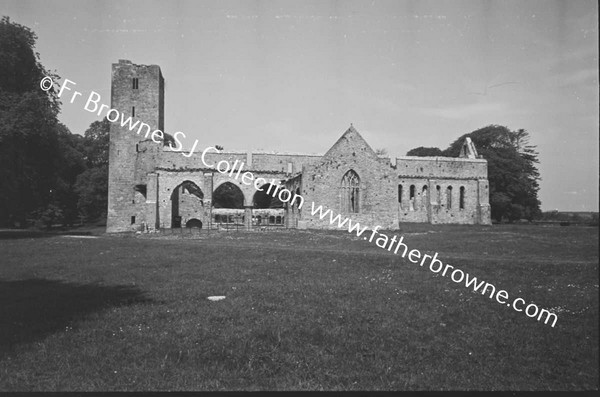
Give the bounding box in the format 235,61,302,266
0,224,598,391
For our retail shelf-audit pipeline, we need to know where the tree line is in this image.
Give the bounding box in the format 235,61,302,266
0,16,108,228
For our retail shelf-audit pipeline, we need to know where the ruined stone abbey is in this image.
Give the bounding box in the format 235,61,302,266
107,60,491,233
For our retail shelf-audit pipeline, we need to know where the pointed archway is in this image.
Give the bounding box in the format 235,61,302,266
171,180,204,228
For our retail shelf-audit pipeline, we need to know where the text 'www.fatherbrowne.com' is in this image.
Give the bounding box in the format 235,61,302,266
309,202,558,328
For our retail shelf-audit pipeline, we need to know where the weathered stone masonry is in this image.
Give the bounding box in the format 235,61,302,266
107,60,491,232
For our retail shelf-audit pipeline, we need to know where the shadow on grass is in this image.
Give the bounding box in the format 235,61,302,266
0,278,153,356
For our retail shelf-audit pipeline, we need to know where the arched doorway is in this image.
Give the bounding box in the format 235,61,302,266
185,218,203,228
213,182,244,209
252,183,285,226
253,184,284,209
171,180,204,228
212,182,245,226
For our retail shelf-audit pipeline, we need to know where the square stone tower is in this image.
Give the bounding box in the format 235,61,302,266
107,60,164,232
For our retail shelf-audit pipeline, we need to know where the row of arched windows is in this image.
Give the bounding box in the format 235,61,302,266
170,181,290,209
172,174,469,219
339,171,469,214
254,215,284,225
398,184,466,210
214,214,244,224
213,214,285,225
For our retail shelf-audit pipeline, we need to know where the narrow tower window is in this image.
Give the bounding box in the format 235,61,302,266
132,106,135,117
398,184,403,204
446,186,453,209
409,185,416,211
459,186,465,209
132,78,139,89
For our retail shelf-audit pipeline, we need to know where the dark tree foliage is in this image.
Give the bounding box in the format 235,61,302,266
443,125,541,222
406,146,444,157
0,16,62,227
81,118,110,167
73,118,110,222
53,123,86,225
0,17,112,227
74,165,108,222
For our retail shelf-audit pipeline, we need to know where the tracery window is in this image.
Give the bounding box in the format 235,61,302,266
341,170,360,213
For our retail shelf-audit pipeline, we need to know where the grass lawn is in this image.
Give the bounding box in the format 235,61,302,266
0,224,598,391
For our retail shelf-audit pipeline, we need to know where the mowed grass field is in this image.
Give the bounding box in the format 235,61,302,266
0,224,598,391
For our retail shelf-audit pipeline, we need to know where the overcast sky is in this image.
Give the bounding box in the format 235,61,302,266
4,0,598,211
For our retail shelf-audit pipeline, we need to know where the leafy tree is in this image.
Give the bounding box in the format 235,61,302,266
81,118,110,167
0,17,114,228
74,166,108,222
406,146,444,156
73,118,110,222
37,203,64,230
53,123,86,225
443,125,541,222
0,16,62,227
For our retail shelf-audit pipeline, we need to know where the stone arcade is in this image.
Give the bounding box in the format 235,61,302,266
107,60,491,232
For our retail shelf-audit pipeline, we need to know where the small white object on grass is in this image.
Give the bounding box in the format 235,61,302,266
207,296,226,301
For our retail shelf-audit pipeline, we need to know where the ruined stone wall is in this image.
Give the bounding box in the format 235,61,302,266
394,157,489,225
156,171,211,229
155,169,289,228
427,179,480,224
135,140,162,184
177,188,205,227
396,178,480,224
396,178,431,223
394,156,488,179
158,148,320,175
250,153,321,174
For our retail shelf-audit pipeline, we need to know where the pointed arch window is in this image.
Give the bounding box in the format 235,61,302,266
398,184,403,207
341,170,360,213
